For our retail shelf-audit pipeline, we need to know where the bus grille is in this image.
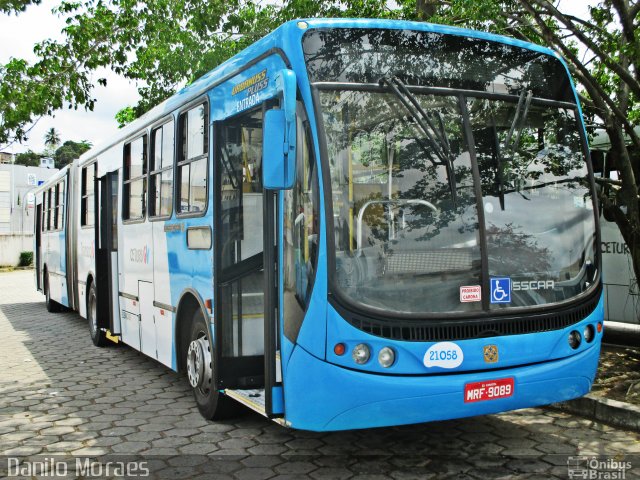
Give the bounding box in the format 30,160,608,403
339,291,601,342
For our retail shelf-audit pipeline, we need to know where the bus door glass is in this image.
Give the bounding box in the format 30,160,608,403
216,105,273,387
98,171,121,334
35,201,42,290
109,172,120,332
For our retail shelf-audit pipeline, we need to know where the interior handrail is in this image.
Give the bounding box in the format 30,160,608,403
356,199,438,253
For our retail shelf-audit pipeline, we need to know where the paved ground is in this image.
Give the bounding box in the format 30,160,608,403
0,270,639,479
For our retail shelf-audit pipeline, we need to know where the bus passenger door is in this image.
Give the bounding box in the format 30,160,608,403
35,202,42,291
97,172,121,336
214,104,282,416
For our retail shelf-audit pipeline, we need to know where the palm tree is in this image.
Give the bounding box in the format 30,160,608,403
44,128,61,149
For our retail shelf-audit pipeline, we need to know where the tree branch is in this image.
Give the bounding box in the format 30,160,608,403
557,13,615,39
529,0,640,100
611,0,640,85
594,176,623,188
518,0,640,153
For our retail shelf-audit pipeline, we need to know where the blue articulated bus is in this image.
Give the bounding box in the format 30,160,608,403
34,18,603,431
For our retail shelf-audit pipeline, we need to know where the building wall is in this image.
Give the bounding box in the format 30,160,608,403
0,234,34,266
0,164,59,265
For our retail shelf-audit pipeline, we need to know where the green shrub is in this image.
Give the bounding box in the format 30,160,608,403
19,251,33,267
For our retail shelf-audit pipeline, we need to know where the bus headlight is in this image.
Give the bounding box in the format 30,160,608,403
378,347,395,368
583,324,595,343
352,344,370,364
568,330,582,349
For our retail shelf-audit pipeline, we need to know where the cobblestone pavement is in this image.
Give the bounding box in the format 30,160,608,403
1,270,639,479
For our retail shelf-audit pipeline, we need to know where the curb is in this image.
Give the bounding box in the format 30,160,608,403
0,266,34,272
548,394,640,432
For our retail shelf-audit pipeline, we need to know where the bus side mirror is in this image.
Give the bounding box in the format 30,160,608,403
263,69,297,190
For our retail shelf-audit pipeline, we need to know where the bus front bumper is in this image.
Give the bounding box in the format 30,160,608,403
283,342,600,431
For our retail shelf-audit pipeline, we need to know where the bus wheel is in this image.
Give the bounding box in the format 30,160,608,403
87,282,108,347
44,271,62,313
187,309,241,420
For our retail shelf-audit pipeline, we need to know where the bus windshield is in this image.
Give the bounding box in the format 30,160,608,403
305,29,598,316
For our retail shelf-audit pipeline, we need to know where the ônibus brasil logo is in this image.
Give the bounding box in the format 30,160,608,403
129,245,150,264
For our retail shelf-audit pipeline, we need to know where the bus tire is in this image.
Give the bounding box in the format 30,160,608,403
44,271,62,313
187,309,241,420
87,282,108,347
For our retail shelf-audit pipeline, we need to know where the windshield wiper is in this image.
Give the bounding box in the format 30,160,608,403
379,75,457,204
505,89,533,154
489,115,506,211
497,89,533,210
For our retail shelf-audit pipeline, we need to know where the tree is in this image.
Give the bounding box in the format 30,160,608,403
44,127,60,150
115,106,137,128
0,0,40,14
14,150,40,167
0,0,390,139
54,139,91,168
1,0,638,281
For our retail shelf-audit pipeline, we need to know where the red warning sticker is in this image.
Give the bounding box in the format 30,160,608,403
460,285,481,303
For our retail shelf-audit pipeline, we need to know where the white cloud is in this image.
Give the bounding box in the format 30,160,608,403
559,0,593,20
0,3,61,62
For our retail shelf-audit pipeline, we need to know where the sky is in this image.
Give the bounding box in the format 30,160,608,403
0,1,594,155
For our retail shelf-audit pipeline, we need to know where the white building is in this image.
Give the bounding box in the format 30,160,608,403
40,157,55,169
0,164,59,265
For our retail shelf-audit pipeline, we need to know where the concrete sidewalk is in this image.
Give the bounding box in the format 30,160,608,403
552,342,640,432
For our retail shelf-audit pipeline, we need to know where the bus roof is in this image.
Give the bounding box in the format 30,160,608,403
73,18,561,169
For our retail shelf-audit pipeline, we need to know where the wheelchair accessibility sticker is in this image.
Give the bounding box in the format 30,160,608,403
490,277,511,304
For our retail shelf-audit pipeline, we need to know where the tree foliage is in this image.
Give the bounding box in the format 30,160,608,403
114,105,136,128
44,127,60,149
0,0,39,14
12,139,90,168
2,0,639,279
53,139,91,168
14,149,40,166
0,0,399,146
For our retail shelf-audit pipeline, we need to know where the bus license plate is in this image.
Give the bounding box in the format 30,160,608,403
464,377,514,403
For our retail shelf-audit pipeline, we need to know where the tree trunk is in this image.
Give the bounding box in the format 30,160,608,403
612,208,640,295
621,214,640,294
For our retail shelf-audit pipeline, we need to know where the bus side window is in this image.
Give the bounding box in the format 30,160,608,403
150,121,174,218
42,190,48,232
53,183,59,230
123,135,148,221
177,103,208,215
57,180,65,230
81,163,96,227
47,188,52,231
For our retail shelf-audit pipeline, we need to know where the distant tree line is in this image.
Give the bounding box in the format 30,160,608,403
14,127,91,169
